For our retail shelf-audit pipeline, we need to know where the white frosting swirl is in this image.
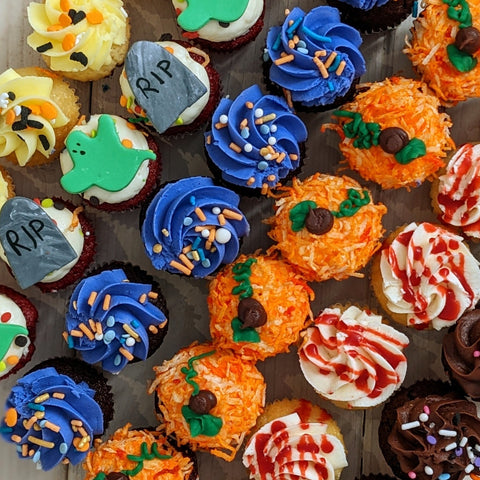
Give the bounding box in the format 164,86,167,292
437,143,480,238
380,222,480,330
59,114,151,204
298,306,409,408
172,0,263,42
119,41,210,128
243,412,347,480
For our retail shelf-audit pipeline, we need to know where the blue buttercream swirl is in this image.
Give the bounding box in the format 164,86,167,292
0,367,104,470
65,269,168,374
337,0,390,10
204,84,308,190
141,176,249,278
266,6,366,107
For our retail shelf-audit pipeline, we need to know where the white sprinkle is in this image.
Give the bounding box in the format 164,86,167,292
201,229,210,238
244,143,253,153
215,228,231,244
467,446,475,460
460,437,468,448
429,423,436,429
14,105,21,116
125,337,135,347
121,6,128,17
183,216,193,226
268,136,276,145
94,333,103,341
439,429,457,437
424,466,434,475
212,207,221,215
465,465,475,474
336,332,347,342
419,413,429,422
270,124,277,133
263,154,272,160
445,442,458,452
475,444,480,452
219,114,228,124
254,108,263,118
401,421,420,430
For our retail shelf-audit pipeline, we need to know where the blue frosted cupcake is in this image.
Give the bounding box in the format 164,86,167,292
264,6,366,110
141,177,250,278
64,262,168,374
205,84,307,195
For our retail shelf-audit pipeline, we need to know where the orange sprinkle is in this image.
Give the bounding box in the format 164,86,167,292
121,138,133,148
88,291,97,306
6,355,18,365
71,419,83,427
103,294,111,310
222,208,243,221
179,253,195,270
28,104,41,116
267,174,276,182
289,153,298,161
5,408,17,428
120,95,127,107
47,24,63,32
53,393,65,399
62,33,76,52
69,329,83,338
21,444,28,457
229,142,242,153
182,244,192,253
73,436,90,452
313,57,329,78
245,101,254,109
148,291,158,299
247,177,255,186
88,318,96,331
170,260,191,275
214,122,227,129
11,435,22,443
44,421,60,433
276,152,286,163
261,183,269,195
86,9,104,25
139,293,147,304
59,13,72,27
149,325,159,334
78,323,95,341
336,60,346,76
274,54,294,65
24,416,38,430
195,206,206,221
164,46,174,54
315,50,327,57
41,102,58,120
60,0,70,11
324,51,337,69
218,213,226,225
69,206,83,231
119,347,134,361
95,322,102,334
5,109,15,125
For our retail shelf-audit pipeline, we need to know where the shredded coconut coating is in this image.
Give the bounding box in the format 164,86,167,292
83,424,195,480
149,342,266,462
404,0,480,104
327,76,454,189
208,254,314,361
266,173,387,282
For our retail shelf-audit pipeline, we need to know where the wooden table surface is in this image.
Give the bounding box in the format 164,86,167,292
1,0,480,479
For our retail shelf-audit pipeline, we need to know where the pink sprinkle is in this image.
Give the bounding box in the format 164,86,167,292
423,405,430,415
408,472,417,479
474,351,480,358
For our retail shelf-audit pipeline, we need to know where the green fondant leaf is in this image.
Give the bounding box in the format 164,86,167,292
231,318,261,343
289,200,317,232
181,405,223,437
178,0,249,31
61,115,156,194
446,43,478,72
395,138,427,165
0,324,28,361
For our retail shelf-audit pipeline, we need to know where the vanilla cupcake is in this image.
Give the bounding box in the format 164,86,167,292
0,67,79,167
27,0,130,82
372,222,480,330
298,305,409,409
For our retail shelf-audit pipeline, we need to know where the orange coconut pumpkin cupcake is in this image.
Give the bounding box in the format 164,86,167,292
404,0,480,105
325,76,454,189
83,423,198,480
266,173,387,283
148,341,266,462
208,253,314,362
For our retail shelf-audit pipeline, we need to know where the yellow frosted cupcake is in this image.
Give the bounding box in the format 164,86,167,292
266,173,387,283
0,67,79,167
27,0,130,82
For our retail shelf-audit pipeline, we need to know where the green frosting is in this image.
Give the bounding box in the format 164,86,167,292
177,0,249,31
0,323,28,361
334,110,381,149
181,350,216,396
395,137,427,165
231,317,261,343
61,114,156,194
289,200,317,232
332,189,371,218
181,405,223,437
231,258,257,299
446,43,478,71
92,442,172,480
443,0,472,28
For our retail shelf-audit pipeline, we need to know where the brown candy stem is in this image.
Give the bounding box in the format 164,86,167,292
378,127,409,154
238,297,267,328
455,26,480,54
189,390,217,414
305,207,334,235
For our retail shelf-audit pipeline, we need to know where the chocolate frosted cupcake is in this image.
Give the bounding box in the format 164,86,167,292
59,114,161,211
64,262,168,375
141,176,250,278
264,6,366,110
205,84,307,195
442,309,480,401
379,380,480,480
0,197,95,292
0,357,113,471
83,423,198,480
